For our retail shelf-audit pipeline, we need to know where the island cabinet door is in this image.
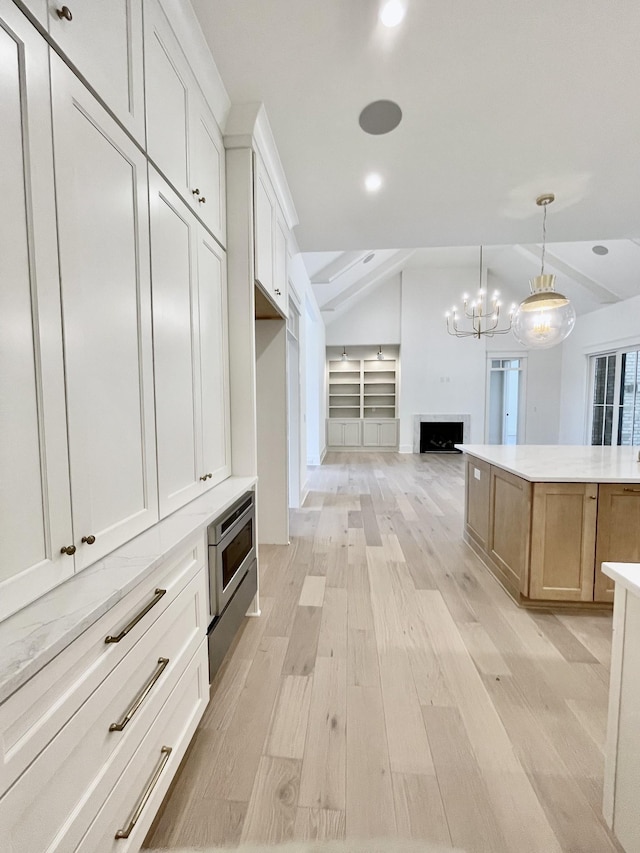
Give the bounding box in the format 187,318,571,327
529,483,598,602
488,467,532,597
465,457,490,550
594,484,640,603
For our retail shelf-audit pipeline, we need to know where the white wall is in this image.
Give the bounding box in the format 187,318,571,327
325,275,401,346
559,294,640,443
399,267,488,451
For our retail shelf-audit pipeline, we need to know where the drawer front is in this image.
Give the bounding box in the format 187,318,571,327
0,533,205,793
0,568,207,853
75,640,209,853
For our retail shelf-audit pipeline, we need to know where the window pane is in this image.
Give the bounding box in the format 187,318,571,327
591,406,604,445
593,356,607,405
604,406,614,445
605,355,616,405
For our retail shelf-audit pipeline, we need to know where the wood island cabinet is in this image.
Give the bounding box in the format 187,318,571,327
463,454,640,608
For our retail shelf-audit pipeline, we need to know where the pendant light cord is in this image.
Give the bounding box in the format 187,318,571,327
541,202,547,275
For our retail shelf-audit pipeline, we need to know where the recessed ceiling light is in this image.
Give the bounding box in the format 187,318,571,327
365,173,382,192
363,253,376,264
359,100,402,135
380,0,406,27
592,244,609,255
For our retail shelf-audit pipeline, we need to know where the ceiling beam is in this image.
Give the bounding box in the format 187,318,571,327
310,251,370,284
321,250,415,315
514,244,620,303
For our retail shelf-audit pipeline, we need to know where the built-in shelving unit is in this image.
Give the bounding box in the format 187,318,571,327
326,347,399,449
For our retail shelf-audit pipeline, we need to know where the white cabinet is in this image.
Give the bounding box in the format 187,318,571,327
51,55,158,569
0,1,74,621
14,0,47,25
363,420,399,448
197,228,231,487
254,151,288,316
150,171,230,518
144,0,225,245
47,0,145,142
328,420,361,447
0,534,208,853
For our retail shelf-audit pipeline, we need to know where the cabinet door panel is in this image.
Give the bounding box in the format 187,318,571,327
529,483,597,601
51,56,157,568
362,421,379,447
197,227,230,487
327,421,344,447
254,154,274,293
465,457,490,550
488,467,531,597
0,5,73,619
343,421,361,446
48,0,144,142
273,209,288,316
149,173,202,517
191,96,225,244
595,485,640,602
144,0,190,198
379,421,398,447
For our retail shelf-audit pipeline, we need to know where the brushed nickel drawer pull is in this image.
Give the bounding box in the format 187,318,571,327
109,658,169,732
115,746,172,839
105,589,167,644
623,487,640,493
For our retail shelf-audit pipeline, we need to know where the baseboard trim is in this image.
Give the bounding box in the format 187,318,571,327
399,444,414,454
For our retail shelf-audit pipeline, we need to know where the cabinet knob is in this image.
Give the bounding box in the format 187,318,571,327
207,473,213,479
82,534,96,544
60,544,76,555
192,188,200,196
589,495,597,500
56,5,73,20
199,474,208,481
198,196,206,204
275,288,281,296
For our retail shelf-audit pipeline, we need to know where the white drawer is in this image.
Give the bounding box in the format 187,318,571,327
0,533,205,793
0,567,207,853
75,639,209,853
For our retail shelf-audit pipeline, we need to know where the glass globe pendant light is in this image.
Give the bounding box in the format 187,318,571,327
512,194,576,349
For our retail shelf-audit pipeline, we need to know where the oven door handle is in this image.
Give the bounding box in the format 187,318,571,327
216,503,254,547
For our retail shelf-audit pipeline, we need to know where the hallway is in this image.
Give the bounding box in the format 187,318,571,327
145,453,617,852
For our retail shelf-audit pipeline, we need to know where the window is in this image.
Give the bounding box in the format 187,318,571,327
590,348,640,445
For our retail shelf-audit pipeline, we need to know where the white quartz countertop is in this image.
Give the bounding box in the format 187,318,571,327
603,562,640,597
456,445,640,483
0,475,257,705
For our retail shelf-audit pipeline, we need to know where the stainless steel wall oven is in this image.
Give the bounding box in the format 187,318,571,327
207,490,257,680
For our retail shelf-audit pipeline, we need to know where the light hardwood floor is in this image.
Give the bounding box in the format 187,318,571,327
145,452,620,852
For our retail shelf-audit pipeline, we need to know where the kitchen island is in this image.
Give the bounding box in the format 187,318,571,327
457,445,640,608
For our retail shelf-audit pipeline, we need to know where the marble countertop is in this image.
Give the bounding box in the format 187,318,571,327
456,445,640,483
0,475,257,705
603,562,640,597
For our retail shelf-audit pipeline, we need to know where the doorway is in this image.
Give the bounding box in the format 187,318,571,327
487,357,525,444
287,299,301,508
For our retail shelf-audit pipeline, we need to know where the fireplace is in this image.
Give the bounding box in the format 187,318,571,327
419,421,463,453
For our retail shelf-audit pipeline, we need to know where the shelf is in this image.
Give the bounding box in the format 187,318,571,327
364,392,395,397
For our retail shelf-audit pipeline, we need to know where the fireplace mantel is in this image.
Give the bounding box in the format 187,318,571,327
413,414,471,453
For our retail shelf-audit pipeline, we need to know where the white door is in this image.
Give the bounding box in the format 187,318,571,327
0,2,74,619
48,0,145,142
51,56,158,568
149,171,203,517
190,94,226,244
197,225,230,488
144,0,191,200
287,310,300,508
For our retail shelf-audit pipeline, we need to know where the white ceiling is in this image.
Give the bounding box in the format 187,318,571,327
192,0,640,252
191,2,640,321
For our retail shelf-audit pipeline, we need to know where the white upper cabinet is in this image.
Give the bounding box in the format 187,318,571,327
197,228,230,487
149,171,203,517
0,1,74,620
46,0,145,142
15,0,48,26
254,151,288,317
51,54,158,569
190,92,226,244
150,170,230,518
144,0,226,245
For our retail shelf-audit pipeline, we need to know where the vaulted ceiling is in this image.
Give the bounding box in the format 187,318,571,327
193,0,640,253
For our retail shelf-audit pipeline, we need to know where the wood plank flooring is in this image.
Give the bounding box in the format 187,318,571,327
145,452,619,852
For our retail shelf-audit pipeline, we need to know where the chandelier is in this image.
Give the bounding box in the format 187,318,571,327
446,246,515,339
511,194,576,349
